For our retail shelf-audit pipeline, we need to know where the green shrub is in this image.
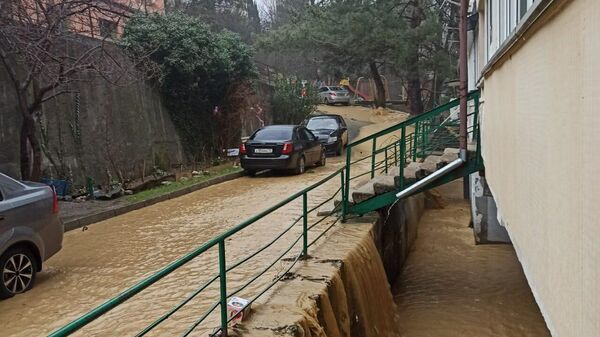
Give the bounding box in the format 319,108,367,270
271,78,319,124
121,13,256,160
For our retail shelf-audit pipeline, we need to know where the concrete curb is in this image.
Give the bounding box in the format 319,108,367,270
63,171,244,232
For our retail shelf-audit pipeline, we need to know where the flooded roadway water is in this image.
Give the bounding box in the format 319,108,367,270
0,105,402,337
1,157,347,337
393,181,551,337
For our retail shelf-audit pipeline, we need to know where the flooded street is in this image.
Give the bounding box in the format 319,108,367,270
0,106,405,337
0,105,550,337
393,181,550,337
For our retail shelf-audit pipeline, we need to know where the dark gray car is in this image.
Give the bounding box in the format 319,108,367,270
0,173,63,299
240,125,326,175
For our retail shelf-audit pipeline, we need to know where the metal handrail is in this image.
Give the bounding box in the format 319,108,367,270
49,168,346,337
342,90,481,218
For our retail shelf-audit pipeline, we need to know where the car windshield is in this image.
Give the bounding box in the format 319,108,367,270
252,127,293,141
307,118,338,130
328,86,344,91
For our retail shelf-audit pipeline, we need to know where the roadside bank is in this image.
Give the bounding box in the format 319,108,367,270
61,169,243,231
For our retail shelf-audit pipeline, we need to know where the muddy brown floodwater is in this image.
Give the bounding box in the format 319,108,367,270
393,181,551,337
0,105,406,337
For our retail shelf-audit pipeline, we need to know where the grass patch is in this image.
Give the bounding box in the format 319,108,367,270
126,166,242,203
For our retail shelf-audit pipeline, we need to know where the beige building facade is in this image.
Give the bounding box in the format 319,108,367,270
469,0,599,336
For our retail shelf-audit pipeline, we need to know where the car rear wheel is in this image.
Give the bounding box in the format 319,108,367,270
317,150,327,167
0,247,37,299
294,156,306,175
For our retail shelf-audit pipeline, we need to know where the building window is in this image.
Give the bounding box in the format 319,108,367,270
99,19,117,38
519,0,535,19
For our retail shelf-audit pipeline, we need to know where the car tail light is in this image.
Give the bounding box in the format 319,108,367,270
282,142,293,154
51,187,59,214
239,143,247,155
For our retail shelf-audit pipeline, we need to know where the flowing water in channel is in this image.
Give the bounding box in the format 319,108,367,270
393,182,551,337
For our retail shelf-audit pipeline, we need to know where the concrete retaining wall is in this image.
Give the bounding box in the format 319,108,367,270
0,40,184,185
240,193,426,337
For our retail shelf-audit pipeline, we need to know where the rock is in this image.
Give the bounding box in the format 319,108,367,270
373,175,397,194
444,148,460,156
74,196,87,203
161,181,172,186
202,170,210,176
63,195,73,202
124,190,133,195
191,170,201,176
180,176,189,182
352,181,375,204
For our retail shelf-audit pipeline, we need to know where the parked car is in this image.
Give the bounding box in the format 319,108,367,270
239,125,326,176
318,86,351,105
0,173,63,299
303,114,349,155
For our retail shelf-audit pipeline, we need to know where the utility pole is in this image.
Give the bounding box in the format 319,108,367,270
459,0,469,199
459,0,468,160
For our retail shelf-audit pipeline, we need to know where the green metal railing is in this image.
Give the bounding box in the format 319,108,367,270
49,169,347,337
49,91,480,337
342,90,481,216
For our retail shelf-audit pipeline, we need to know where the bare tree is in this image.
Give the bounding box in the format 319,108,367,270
0,0,145,180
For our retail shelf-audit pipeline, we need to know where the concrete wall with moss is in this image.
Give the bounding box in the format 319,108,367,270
0,61,184,187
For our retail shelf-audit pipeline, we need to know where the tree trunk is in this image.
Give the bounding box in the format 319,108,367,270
406,64,423,115
406,0,425,115
369,62,386,108
20,113,42,181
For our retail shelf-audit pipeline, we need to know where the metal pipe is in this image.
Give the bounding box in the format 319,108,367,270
395,158,464,199
458,0,468,161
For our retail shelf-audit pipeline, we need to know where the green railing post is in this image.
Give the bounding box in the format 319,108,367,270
399,126,406,189
394,142,398,166
384,147,388,174
343,146,351,220
302,192,308,256
420,120,426,158
218,241,228,337
413,122,418,161
371,138,377,178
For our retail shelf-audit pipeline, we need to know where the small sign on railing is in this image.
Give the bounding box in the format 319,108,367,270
227,297,251,326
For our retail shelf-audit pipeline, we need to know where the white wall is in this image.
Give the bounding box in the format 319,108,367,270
480,1,600,336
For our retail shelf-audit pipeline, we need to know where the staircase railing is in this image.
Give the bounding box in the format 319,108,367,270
341,90,481,217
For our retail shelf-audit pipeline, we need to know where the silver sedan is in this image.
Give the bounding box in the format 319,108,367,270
0,173,63,299
318,86,351,105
